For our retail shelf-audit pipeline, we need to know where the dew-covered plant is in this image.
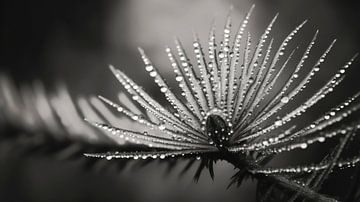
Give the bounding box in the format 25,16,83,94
79,5,360,201
1,5,360,202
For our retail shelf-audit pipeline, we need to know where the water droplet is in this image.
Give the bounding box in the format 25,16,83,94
145,65,153,72
160,87,168,93
158,125,166,130
300,143,308,149
150,71,157,77
275,120,282,126
218,52,225,58
281,96,289,103
318,137,325,142
175,76,183,82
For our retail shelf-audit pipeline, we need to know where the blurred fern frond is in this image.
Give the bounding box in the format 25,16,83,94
1,4,360,202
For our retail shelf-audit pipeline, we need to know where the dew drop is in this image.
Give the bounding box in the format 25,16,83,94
300,143,308,149
218,52,225,59
150,71,157,77
281,96,289,104
318,137,325,142
175,76,183,82
145,65,154,72
160,87,168,93
158,125,166,130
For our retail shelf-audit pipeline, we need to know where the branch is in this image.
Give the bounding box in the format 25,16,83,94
223,152,338,202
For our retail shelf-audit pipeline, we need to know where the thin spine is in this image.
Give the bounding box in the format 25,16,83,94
219,10,232,109
174,39,208,115
98,95,200,143
208,22,221,108
193,33,214,109
232,33,252,121
84,149,216,160
87,120,214,150
138,48,200,128
245,39,337,131
166,47,203,120
109,66,204,138
227,5,256,119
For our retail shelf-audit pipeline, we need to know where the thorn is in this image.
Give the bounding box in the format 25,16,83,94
137,47,145,55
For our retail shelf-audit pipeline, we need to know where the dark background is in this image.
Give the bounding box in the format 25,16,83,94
0,0,359,201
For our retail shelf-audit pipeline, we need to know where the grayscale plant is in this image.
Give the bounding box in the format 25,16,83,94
80,5,360,201
1,5,360,202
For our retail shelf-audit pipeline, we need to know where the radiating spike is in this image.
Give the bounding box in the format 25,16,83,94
239,14,279,106
227,6,256,119
219,8,233,109
109,65,205,139
208,23,221,107
273,91,360,146
174,39,209,115
263,121,357,154
193,34,215,109
310,129,353,190
248,20,308,113
86,120,213,150
165,47,202,120
256,31,319,117
244,39,338,132
84,149,216,160
77,97,123,145
138,48,200,128
98,95,203,143
250,104,360,154
253,130,357,175
118,92,142,115
239,71,345,142
230,39,275,134
232,33,252,120
235,46,297,133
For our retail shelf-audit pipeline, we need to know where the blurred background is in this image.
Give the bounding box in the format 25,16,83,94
0,0,359,201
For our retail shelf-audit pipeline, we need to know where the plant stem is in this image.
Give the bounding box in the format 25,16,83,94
223,152,338,202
